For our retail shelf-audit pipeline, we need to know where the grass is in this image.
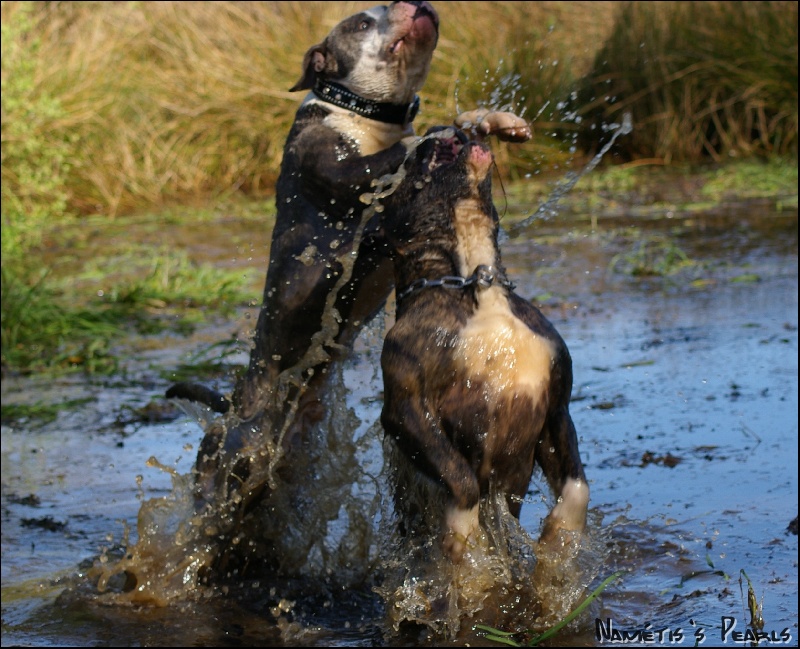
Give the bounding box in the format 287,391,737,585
503,155,798,222
159,339,245,385
1,1,797,376
477,571,624,646
573,1,798,162
1,263,123,375
3,1,793,222
0,397,96,427
0,1,613,220
1,206,262,375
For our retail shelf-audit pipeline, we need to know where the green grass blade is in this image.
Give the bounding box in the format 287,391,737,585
527,571,623,646
478,571,624,647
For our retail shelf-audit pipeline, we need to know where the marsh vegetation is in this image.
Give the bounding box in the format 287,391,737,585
1,0,796,377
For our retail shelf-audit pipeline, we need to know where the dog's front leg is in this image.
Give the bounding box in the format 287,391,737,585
295,125,412,204
536,406,589,543
234,129,410,414
381,387,481,563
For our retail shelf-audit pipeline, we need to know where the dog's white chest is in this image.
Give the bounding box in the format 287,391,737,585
322,108,412,156
450,197,554,398
455,289,554,399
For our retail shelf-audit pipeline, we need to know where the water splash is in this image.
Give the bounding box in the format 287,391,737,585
88,131,447,603
501,112,634,242
376,454,611,641
85,109,620,637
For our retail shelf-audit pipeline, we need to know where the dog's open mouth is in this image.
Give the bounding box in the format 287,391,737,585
388,1,438,56
418,135,494,187
423,133,465,173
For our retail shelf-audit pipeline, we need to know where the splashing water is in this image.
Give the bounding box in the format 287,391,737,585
502,112,634,242
376,450,611,640
87,107,628,637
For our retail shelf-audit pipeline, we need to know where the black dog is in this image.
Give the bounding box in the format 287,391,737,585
379,132,588,562
167,2,531,509
168,1,441,503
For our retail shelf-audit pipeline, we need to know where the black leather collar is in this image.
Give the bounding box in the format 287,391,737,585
313,79,420,126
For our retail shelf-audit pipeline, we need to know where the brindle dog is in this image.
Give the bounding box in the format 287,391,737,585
380,131,588,562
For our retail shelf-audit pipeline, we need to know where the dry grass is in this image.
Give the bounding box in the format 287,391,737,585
1,1,794,224
574,1,798,162
1,1,615,219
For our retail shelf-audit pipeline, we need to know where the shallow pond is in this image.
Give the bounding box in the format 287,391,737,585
2,205,797,647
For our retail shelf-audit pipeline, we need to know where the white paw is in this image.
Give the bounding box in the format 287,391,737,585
442,504,479,563
540,478,589,543
455,109,532,143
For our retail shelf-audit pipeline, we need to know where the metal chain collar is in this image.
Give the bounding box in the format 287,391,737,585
395,264,514,303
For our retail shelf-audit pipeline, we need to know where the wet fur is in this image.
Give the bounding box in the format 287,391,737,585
164,3,536,528
380,134,588,561
166,2,440,501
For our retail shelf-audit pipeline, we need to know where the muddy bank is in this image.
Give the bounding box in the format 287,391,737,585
2,205,797,646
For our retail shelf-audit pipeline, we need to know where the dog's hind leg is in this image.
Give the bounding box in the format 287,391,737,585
381,387,482,562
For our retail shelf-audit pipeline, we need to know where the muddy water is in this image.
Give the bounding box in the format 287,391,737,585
2,206,797,647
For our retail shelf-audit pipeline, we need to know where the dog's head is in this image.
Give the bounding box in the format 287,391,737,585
382,129,498,249
290,1,439,105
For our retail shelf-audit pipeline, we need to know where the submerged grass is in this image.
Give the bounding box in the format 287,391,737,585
504,156,798,222
609,234,699,278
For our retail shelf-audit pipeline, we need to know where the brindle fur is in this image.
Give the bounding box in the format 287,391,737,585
380,133,588,562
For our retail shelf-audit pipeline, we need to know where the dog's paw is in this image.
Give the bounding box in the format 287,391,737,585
539,477,589,544
455,109,532,143
443,504,479,563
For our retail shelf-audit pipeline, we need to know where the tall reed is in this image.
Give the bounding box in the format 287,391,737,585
3,1,795,226
0,1,614,224
573,1,798,162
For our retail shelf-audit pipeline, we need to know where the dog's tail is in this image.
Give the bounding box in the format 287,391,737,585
165,382,231,414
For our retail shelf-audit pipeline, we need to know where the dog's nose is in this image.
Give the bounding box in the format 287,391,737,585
464,142,494,180
392,1,439,29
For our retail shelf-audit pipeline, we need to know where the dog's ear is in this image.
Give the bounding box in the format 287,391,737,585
289,44,328,92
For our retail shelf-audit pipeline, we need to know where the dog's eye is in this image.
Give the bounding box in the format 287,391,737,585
358,20,371,30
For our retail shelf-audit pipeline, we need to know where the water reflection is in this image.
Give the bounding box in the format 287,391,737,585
2,208,796,646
